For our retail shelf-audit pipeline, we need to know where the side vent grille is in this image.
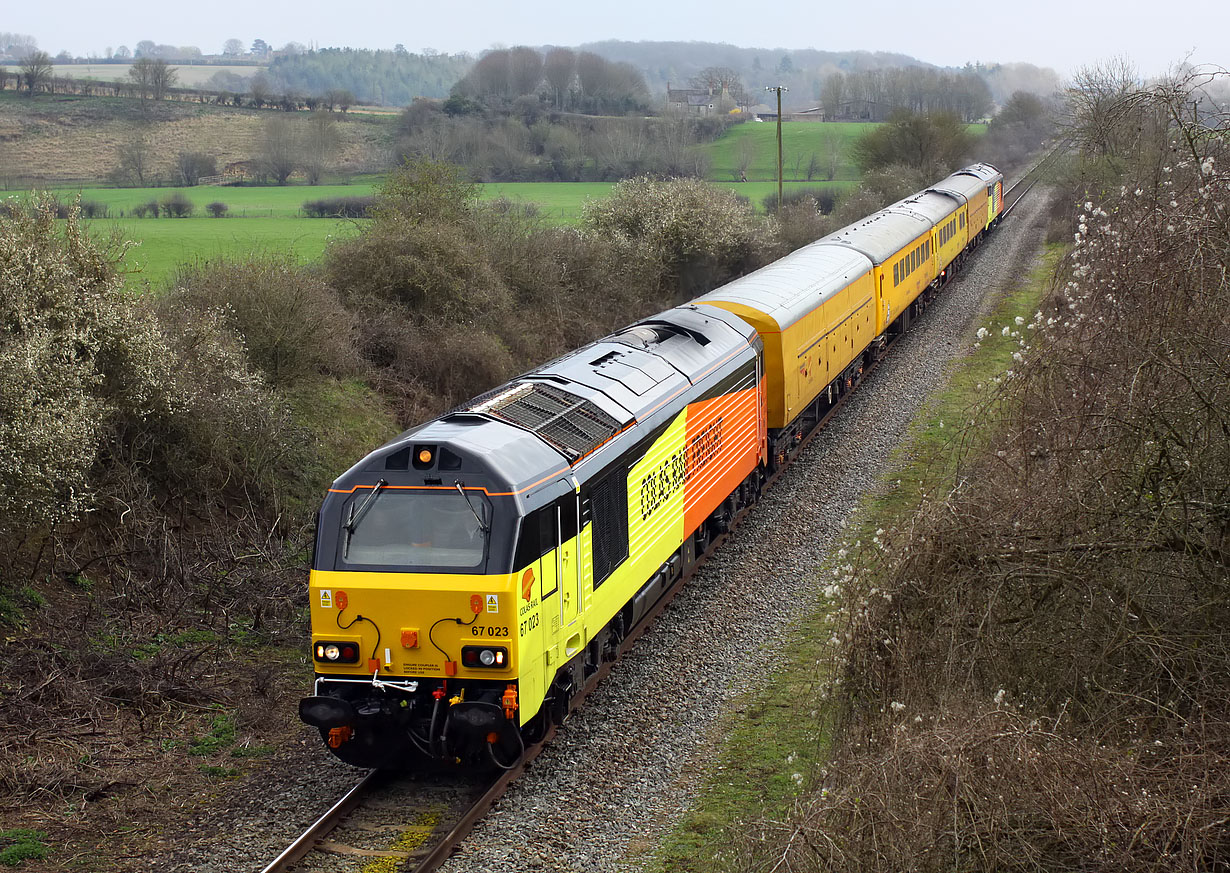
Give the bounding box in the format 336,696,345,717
460,382,620,461
590,469,629,587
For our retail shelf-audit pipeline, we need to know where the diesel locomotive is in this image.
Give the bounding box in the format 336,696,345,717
299,163,1004,769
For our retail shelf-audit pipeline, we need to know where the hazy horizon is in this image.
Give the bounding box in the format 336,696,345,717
5,0,1226,80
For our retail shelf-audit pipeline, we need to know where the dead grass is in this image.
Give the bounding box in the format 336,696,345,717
0,93,389,185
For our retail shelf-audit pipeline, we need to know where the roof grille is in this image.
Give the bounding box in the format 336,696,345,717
460,382,620,460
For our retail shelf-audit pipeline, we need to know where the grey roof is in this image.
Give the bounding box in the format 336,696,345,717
694,243,873,331
954,162,1002,183
930,173,983,201
341,415,568,498
888,190,962,224
815,208,932,264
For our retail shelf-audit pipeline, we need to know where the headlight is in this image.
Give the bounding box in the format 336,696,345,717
314,641,359,664
461,645,508,669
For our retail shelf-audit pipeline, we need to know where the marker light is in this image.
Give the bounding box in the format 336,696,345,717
419,449,432,464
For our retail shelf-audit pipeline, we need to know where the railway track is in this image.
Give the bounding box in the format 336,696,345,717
1002,138,1069,219
259,768,502,873
258,152,1056,873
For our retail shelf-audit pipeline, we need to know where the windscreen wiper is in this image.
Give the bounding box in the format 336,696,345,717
454,481,490,535
345,478,388,534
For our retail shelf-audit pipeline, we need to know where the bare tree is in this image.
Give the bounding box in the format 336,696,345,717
19,51,52,96
690,66,747,108
176,151,216,186
819,125,843,180
1064,57,1141,159
300,112,340,184
128,57,154,101
507,46,544,97
222,38,244,57
249,74,273,108
736,136,756,181
259,116,299,184
111,131,153,186
543,47,576,109
324,88,354,113
820,73,844,119
128,57,177,102
805,152,820,182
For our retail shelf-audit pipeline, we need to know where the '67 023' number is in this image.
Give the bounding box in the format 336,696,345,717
471,625,509,637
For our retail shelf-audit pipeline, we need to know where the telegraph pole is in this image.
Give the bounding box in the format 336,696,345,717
766,85,788,212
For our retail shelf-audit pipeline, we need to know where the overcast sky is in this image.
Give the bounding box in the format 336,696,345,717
7,0,1226,79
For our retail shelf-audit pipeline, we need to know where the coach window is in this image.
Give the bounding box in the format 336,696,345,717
893,263,899,285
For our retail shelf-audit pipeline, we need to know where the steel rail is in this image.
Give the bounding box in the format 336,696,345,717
260,768,384,873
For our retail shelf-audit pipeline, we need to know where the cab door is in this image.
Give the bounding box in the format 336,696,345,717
558,476,583,657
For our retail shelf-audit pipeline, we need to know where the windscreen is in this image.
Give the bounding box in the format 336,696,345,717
341,489,491,570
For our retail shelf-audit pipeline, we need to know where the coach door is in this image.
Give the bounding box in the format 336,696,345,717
557,476,583,656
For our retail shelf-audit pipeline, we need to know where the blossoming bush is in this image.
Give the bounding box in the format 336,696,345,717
582,175,779,299
0,196,326,799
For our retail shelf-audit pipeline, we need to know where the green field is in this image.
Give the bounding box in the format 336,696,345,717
50,182,599,286
50,183,378,218
104,216,356,287
51,175,862,286
482,182,616,220
700,121,873,183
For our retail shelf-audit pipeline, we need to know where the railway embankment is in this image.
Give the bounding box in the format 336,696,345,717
706,142,1230,869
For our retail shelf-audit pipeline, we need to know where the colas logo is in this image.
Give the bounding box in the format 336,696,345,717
521,566,535,601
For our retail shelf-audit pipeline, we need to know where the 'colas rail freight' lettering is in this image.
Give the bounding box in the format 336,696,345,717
639,417,723,521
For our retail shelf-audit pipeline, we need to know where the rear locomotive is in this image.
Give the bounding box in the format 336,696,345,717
300,304,765,769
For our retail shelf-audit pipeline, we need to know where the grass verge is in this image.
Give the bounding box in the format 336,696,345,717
648,243,1063,872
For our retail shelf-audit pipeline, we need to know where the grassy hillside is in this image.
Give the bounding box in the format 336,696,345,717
701,121,872,182
0,91,392,186
700,120,988,183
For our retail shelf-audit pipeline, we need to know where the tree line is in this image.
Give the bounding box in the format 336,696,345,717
818,66,993,121
450,46,651,115
0,54,357,114
265,47,472,105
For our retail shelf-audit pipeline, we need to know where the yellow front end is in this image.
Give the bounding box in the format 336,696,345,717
309,568,545,724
